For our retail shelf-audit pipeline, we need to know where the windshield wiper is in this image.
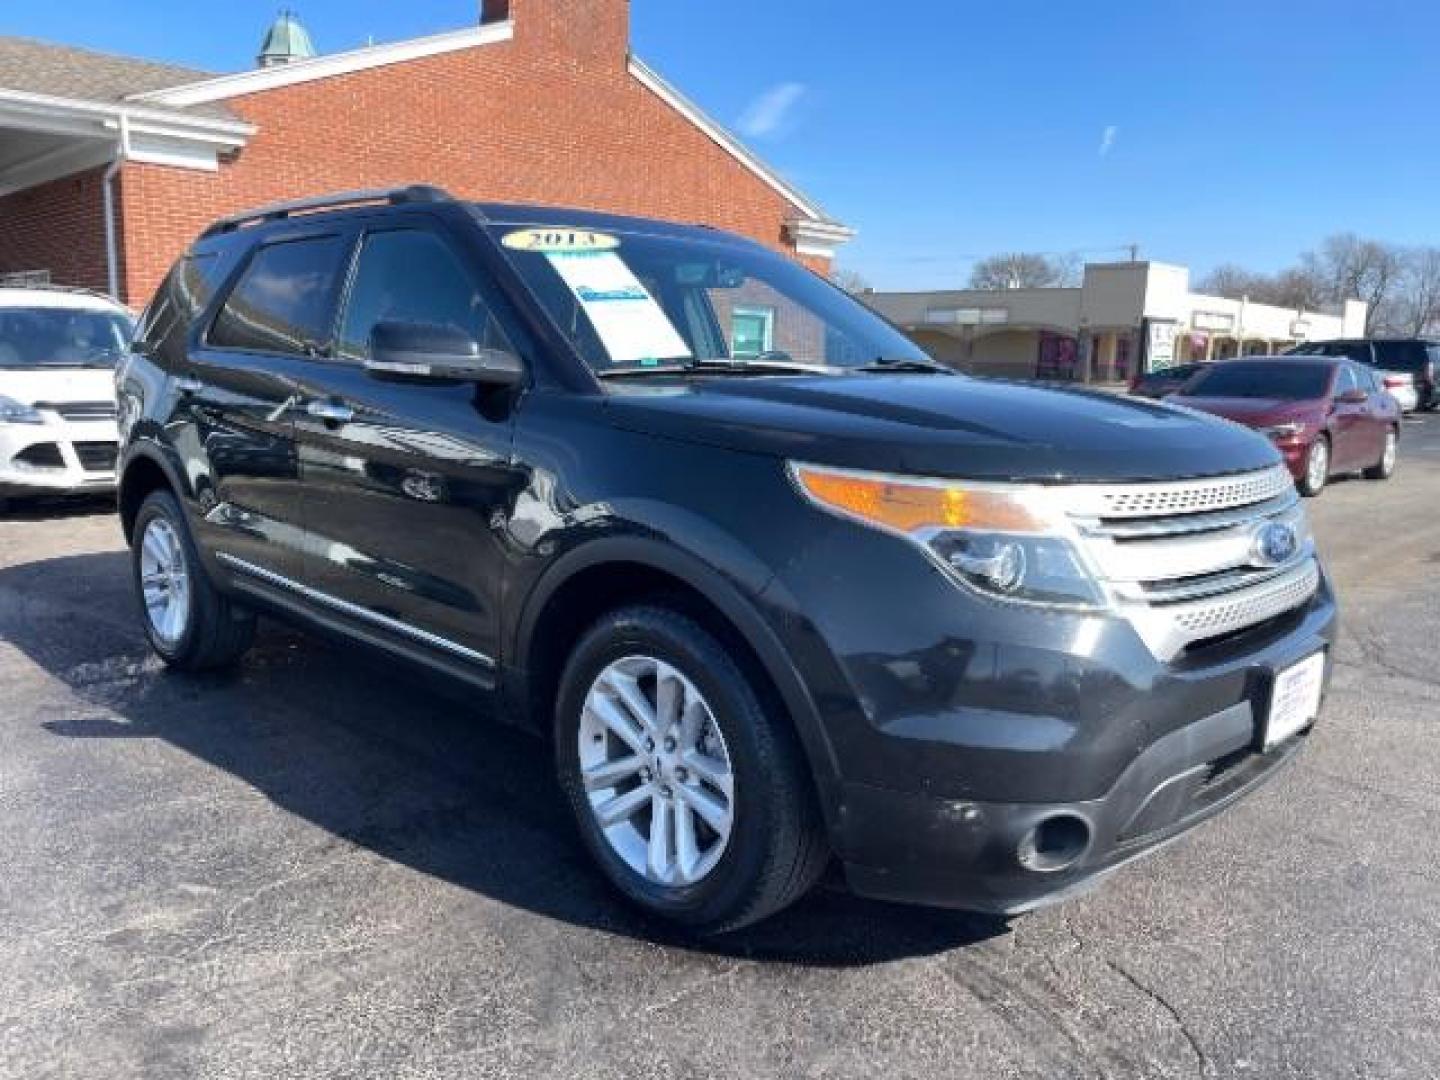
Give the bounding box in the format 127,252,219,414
852,357,956,375
595,364,693,379
688,356,841,376
596,355,842,379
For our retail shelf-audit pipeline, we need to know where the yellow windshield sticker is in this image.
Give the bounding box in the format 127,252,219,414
501,228,621,254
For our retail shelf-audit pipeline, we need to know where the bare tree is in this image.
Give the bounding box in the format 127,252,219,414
1196,264,1268,300
1197,263,1327,310
969,252,1075,290
1395,247,1440,336
1267,266,1328,312
830,267,872,294
1301,234,1403,334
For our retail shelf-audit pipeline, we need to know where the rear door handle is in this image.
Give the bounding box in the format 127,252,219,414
305,399,355,424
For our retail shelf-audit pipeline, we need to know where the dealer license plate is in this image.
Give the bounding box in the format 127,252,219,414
1265,652,1325,750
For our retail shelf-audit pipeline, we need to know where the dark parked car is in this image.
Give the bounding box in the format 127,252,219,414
1171,357,1399,496
1286,338,1439,411
1128,360,1209,399
116,187,1336,932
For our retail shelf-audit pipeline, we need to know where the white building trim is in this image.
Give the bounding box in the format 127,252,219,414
0,88,254,195
128,22,515,108
788,218,857,260
628,57,848,239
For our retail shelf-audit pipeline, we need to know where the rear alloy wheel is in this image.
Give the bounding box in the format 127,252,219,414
131,490,256,671
1298,437,1329,497
555,605,828,934
1364,429,1398,480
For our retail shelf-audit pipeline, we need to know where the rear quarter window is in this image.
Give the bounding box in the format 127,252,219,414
208,236,349,357
136,254,223,355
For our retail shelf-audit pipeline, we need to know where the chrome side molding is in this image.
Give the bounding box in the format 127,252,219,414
215,552,496,669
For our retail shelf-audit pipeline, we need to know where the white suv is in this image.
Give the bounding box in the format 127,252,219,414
0,286,133,508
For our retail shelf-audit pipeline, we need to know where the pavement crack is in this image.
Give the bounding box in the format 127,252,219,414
1058,910,1211,1080
1100,953,1211,1080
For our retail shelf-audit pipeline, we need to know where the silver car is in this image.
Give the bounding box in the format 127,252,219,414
1379,369,1419,413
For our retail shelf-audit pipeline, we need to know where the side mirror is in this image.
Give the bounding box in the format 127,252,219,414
364,321,525,388
1336,388,1368,404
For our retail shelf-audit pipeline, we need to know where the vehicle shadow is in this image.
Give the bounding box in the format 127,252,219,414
0,493,115,521
1,550,1006,968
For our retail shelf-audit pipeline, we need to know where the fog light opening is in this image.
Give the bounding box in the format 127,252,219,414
1018,814,1092,873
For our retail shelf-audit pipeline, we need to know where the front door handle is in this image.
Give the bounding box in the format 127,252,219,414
305,399,355,424
175,376,204,395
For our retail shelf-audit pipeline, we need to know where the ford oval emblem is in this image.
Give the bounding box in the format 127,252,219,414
1253,522,1298,567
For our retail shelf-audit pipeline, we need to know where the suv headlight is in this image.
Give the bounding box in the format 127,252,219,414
0,394,43,425
788,463,1107,610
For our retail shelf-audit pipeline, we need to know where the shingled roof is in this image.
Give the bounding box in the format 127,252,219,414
0,36,237,120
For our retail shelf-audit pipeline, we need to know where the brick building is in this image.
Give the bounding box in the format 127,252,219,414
0,0,853,308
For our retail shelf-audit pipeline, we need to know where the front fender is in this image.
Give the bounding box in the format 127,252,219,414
509,530,844,817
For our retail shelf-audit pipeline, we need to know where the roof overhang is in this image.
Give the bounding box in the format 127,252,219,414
0,88,254,194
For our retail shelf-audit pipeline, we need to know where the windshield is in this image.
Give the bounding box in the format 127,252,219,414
0,307,133,368
488,222,927,374
1179,361,1333,400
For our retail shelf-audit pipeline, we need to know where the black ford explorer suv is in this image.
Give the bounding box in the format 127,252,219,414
116,187,1336,933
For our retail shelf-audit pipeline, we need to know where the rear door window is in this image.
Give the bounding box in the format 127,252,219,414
209,236,349,356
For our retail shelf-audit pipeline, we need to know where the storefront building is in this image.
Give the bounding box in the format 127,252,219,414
864,261,1368,384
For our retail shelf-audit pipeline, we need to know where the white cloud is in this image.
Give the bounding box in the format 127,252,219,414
1098,125,1119,157
738,83,808,140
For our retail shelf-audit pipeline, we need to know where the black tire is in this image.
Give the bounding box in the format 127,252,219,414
131,489,255,671
1297,436,1329,498
555,604,829,935
1363,427,1398,480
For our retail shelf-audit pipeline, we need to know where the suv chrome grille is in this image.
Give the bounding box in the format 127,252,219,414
1063,465,1319,660
1070,467,1296,520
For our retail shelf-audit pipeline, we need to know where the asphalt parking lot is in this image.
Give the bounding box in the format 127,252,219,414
2,417,1438,1080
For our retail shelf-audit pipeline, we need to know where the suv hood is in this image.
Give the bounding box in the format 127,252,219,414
607,375,1280,483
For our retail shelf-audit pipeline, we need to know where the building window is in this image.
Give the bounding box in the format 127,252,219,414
731,306,775,357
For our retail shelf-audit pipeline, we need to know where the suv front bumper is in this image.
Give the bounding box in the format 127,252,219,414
823,582,1336,915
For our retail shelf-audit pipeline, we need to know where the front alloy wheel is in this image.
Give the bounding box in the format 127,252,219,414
555,605,828,933
578,656,735,887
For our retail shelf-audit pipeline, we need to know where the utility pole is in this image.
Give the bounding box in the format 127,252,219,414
1127,244,1140,263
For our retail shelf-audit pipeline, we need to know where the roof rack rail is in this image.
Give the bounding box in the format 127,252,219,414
201,185,456,238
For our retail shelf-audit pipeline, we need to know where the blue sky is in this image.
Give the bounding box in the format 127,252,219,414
8,0,1440,288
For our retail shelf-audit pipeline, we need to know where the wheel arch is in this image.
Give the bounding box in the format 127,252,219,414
510,537,842,815
118,440,191,544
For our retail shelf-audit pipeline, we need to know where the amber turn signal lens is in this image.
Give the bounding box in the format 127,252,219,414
792,466,1048,535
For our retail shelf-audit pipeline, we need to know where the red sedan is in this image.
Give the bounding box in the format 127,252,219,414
1169,357,1400,496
